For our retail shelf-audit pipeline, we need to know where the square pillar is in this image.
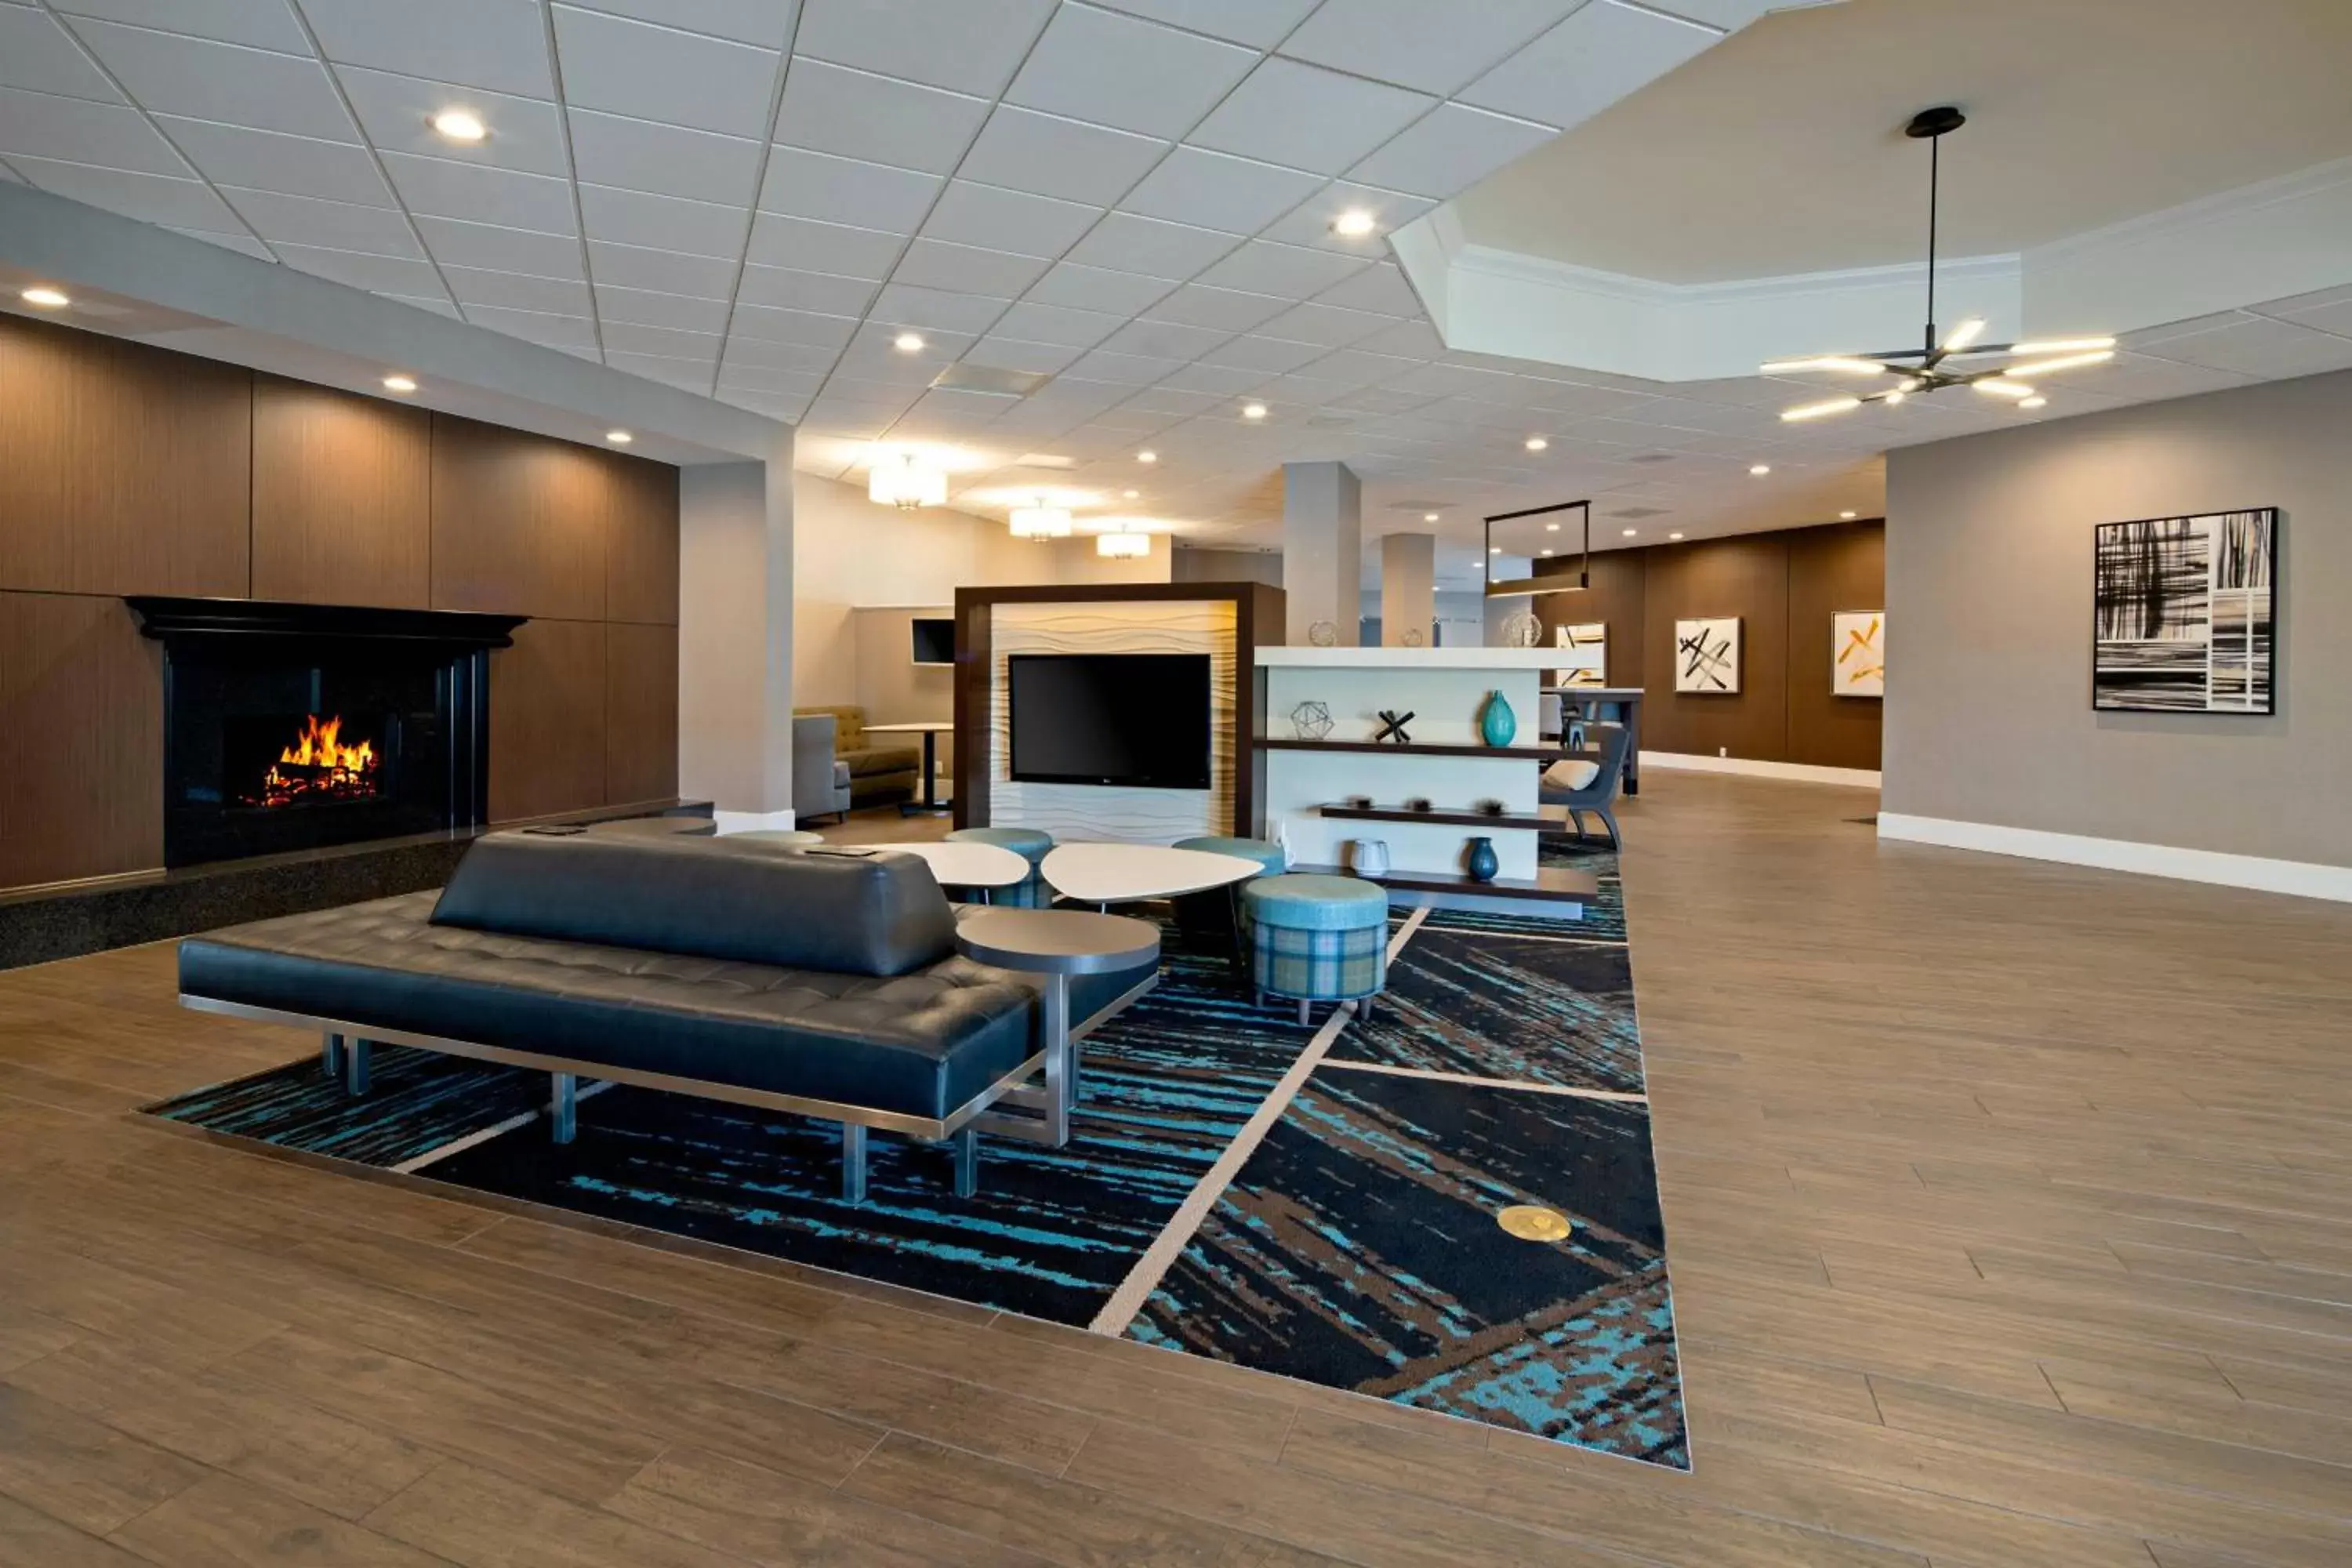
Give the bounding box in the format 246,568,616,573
677,426,796,829
1282,460,1360,646
1380,532,1435,648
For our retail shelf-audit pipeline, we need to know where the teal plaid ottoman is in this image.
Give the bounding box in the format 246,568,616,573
1242,873,1388,1024
945,826,1054,906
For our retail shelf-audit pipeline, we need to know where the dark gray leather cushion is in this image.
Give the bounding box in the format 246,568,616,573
431,833,957,978
181,892,1035,1120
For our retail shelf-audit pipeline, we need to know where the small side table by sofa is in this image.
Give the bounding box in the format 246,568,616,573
954,909,1159,1145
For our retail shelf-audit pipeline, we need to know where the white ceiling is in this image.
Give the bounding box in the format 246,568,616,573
1455,0,2352,285
4,0,2351,589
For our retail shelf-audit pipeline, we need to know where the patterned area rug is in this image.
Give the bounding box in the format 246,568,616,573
144,841,1686,1468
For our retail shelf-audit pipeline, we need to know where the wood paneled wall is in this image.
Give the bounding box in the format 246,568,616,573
1534,521,1885,770
0,312,681,891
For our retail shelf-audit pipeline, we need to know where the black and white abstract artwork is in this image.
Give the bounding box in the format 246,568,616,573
1675,617,1740,695
1555,622,1606,688
2092,509,2276,713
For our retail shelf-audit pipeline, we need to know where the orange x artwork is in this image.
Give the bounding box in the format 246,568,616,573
1833,612,1884,697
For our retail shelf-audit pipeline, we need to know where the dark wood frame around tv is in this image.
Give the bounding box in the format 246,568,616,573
950,582,1286,836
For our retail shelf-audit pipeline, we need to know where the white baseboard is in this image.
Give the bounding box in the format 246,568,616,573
1876,813,2352,904
1640,751,1882,789
712,808,797,834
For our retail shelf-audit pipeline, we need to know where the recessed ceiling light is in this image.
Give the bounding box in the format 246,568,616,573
430,109,487,143
1750,463,1772,476
1669,532,1685,540
1544,521,1559,532
1241,404,1267,420
1524,436,1548,452
1488,546,1500,554
381,374,417,393
1839,510,1857,519
1123,488,1140,499
892,332,924,353
1621,528,1638,537
20,285,71,309
1539,548,1554,557
1330,209,1377,238
1423,512,1438,522
605,430,633,445
2019,395,2048,409
1137,449,1157,463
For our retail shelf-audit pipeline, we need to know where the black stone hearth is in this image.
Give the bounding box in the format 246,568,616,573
127,597,527,869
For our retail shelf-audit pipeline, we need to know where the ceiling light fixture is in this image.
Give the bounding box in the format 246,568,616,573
430,109,487,143
1240,404,1266,420
20,285,71,309
381,374,417,393
1749,464,1771,476
1423,512,1439,522
1488,546,1501,554
605,430,633,445
1545,521,1559,532
1539,548,1554,557
892,332,924,353
1524,436,1548,451
2019,395,2049,409
1096,530,1149,559
1669,532,1685,540
1330,209,1377,238
867,450,945,509
1124,488,1140,499
1009,498,1073,540
1761,107,2111,423
1136,449,1157,463
1840,510,1858,519
1621,528,1638,537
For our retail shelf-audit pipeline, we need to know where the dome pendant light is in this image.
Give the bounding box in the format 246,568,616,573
868,451,946,510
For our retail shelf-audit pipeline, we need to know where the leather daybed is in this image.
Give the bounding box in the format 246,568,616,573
176,832,1157,1200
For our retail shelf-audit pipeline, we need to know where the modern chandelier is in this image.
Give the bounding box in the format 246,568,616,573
1008,498,1073,540
1765,107,2114,422
867,450,946,509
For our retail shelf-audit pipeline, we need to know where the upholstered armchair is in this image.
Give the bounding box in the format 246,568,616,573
790,713,854,825
1540,721,1630,850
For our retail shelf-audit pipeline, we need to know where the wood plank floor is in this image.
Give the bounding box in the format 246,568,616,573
4,774,2350,1566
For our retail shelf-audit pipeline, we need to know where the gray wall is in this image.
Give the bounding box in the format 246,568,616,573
1885,367,2352,866
1173,546,1283,586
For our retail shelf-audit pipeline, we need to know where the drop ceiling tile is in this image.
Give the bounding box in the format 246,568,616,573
961,335,1085,376
386,292,463,319
869,281,1011,334
578,181,748,259
606,348,717,387
1189,58,1435,178
1142,283,1288,333
957,104,1168,208
1344,101,1555,199
550,4,781,139
594,282,730,332
1196,333,1327,374
728,302,860,348
1258,181,1433,254
1098,317,1230,361
1005,3,1257,141
1062,211,1240,278
1353,317,1446,358
744,211,906,278
920,180,1102,260
440,265,592,314
1062,349,1188,387
723,334,844,373
415,212,582,276
274,242,445,296
463,303,599,349
1311,260,1421,316
53,0,309,53
300,0,554,98
1193,238,1367,299
2267,295,2352,339
1643,0,1773,27
1250,299,1394,348
378,150,575,232
562,0,797,49
333,67,569,178
223,185,423,255
1156,359,1275,395
155,118,394,205
1084,0,1319,49
65,19,357,141
890,237,1050,296
9,155,241,231
716,364,826,396
1279,0,1584,96
1121,147,1320,234
794,0,1057,96
601,319,723,358
1457,0,1716,132
1294,347,1419,387
0,8,119,103
586,239,737,298
990,298,1128,349
757,145,940,233
771,58,989,177
735,260,880,314
0,84,186,175
164,226,274,258
1022,261,1178,317
2129,316,2352,379
567,108,764,206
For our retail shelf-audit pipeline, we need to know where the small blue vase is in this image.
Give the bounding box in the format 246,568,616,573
1465,836,1499,884
1479,690,1517,748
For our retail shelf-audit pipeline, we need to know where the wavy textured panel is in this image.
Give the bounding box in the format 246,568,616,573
989,601,1236,844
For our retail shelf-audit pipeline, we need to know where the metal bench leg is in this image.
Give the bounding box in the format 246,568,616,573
1041,976,1071,1146
321,1032,344,1078
550,1073,576,1144
951,1127,978,1198
842,1123,868,1206
345,1037,372,1095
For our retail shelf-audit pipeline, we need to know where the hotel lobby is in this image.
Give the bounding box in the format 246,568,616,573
2,1,2350,1564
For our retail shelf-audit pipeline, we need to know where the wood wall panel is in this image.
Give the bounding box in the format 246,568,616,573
249,376,430,608
604,622,680,805
1535,548,1646,690
1785,522,1886,771
430,414,608,621
0,314,250,597
1643,534,1791,761
0,593,163,887
604,454,679,626
488,619,608,822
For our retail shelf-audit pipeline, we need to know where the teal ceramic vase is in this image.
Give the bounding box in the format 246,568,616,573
1465,836,1499,884
1479,689,1517,747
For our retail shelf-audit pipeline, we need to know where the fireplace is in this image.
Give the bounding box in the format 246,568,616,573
128,597,528,868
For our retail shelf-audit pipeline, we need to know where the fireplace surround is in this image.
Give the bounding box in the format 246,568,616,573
128,597,528,868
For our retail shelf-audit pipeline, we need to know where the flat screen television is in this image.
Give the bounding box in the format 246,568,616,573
910,617,954,666
1007,653,1212,789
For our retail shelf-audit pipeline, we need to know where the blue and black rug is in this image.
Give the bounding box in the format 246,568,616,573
145,833,1686,1468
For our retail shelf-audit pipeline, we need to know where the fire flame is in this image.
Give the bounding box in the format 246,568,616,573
280,712,375,775
245,713,379,808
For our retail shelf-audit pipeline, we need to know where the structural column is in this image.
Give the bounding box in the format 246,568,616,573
1379,532,1435,647
677,425,797,829
1281,460,1361,646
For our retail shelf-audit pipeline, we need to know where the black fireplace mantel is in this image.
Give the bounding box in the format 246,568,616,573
126,596,528,652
